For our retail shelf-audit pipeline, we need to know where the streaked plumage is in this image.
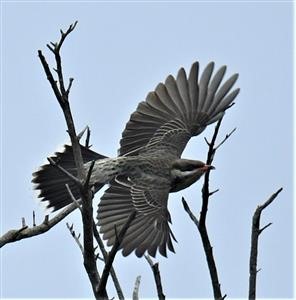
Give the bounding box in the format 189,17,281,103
32,61,239,257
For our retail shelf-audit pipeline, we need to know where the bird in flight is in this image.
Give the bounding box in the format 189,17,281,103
32,61,239,258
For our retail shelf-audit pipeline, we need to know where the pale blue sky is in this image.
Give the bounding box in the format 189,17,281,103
1,1,293,299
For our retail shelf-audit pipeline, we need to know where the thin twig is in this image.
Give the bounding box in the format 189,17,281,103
209,189,220,197
38,50,63,104
132,275,141,300
47,157,81,186
258,222,272,234
66,78,74,95
66,222,84,255
32,211,36,227
144,254,154,267
85,126,91,148
22,217,26,228
215,127,236,151
47,22,78,98
92,222,124,300
76,125,92,148
65,184,82,211
97,211,137,298
77,125,89,141
182,197,199,227
200,117,223,227
95,253,105,262
85,160,95,188
144,255,165,300
248,188,283,300
0,203,77,248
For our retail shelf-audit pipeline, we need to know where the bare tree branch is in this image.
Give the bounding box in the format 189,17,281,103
183,117,236,300
66,222,84,255
182,197,199,227
200,117,224,227
97,211,137,298
92,222,124,300
85,126,91,148
47,157,82,186
144,255,165,300
65,184,82,211
132,275,141,300
0,203,77,248
258,222,272,234
215,127,236,151
199,118,225,299
1,124,89,249
32,211,36,226
38,22,101,298
248,188,283,300
46,22,78,97
84,160,96,188
77,125,89,141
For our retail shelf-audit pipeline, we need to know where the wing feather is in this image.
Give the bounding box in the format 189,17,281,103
212,88,240,116
176,68,190,109
146,92,175,119
147,230,163,257
197,62,214,112
155,82,182,115
188,61,199,121
97,178,175,257
208,73,239,115
202,65,226,112
98,61,240,257
118,61,239,157
165,75,187,118
126,222,156,257
135,226,159,257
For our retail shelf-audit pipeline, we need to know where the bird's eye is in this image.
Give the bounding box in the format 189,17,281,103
186,164,197,171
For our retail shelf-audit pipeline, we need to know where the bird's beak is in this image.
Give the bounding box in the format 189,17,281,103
202,164,215,171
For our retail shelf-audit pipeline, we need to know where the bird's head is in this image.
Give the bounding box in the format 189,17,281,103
170,159,215,192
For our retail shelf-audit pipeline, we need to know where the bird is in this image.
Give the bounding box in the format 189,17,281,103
32,61,239,258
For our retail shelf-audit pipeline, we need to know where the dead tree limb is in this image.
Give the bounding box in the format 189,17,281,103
0,127,94,249
66,222,84,254
144,255,165,300
132,275,141,300
97,211,137,298
93,222,124,300
248,188,283,300
183,117,235,300
38,22,101,298
199,118,225,299
0,203,77,248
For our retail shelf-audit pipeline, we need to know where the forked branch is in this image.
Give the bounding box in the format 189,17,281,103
92,222,124,300
97,211,137,298
248,188,283,300
144,255,165,300
183,117,235,300
38,22,101,298
0,204,77,248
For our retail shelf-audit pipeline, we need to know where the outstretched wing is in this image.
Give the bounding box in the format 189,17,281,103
97,177,175,257
119,61,239,157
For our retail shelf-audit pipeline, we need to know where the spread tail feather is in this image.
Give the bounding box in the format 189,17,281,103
32,144,107,212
